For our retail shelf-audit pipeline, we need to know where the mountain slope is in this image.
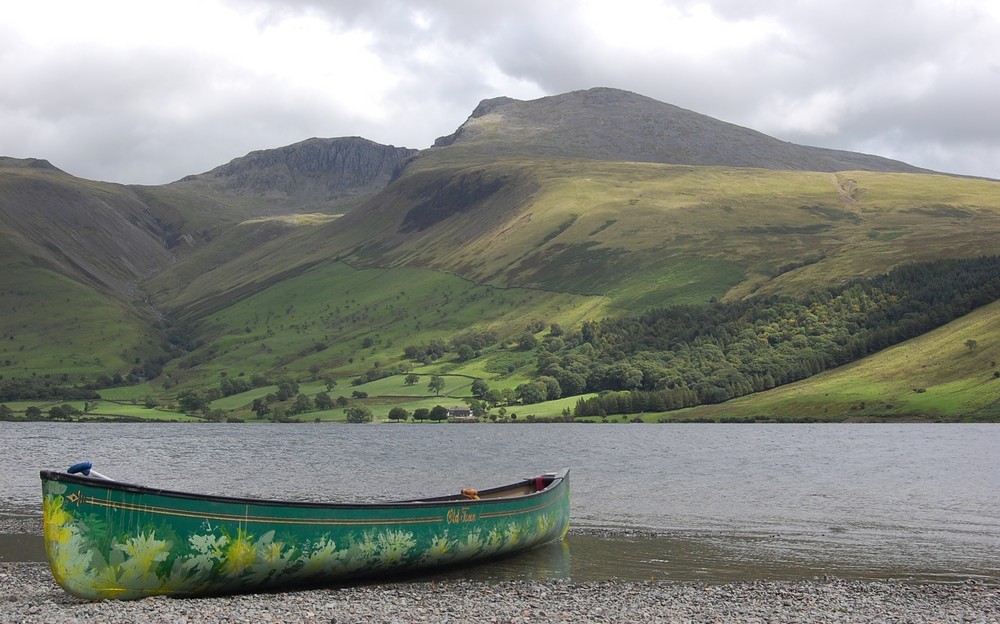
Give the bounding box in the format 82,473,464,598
0,157,174,296
430,88,930,173
137,88,1000,332
0,158,186,379
0,137,420,383
321,161,1000,302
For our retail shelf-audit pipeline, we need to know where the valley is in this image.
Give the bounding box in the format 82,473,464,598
2,89,1000,423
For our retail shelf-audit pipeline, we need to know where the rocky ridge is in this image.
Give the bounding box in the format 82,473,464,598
175,136,419,211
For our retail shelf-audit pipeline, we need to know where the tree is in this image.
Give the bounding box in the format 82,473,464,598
345,405,374,423
412,407,430,422
314,392,334,410
554,370,586,396
388,407,410,422
516,382,547,405
468,399,488,418
965,339,979,351
471,378,490,398
323,377,338,392
427,339,447,359
292,393,313,414
456,344,475,362
252,398,271,419
500,388,518,405
483,388,504,406
517,332,538,351
428,376,445,396
538,375,562,400
429,404,449,422
177,390,207,413
0,404,13,420
404,374,420,386
26,405,42,419
219,377,250,397
607,362,644,391
403,345,426,361
276,378,299,401
251,374,270,388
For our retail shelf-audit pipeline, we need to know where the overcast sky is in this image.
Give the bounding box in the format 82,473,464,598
2,0,998,184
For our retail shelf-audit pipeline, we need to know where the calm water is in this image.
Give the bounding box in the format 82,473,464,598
2,422,998,583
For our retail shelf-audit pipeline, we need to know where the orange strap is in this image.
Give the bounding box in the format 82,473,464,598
461,488,479,500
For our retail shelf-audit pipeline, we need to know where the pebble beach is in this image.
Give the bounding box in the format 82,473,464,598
3,561,998,623
4,515,998,622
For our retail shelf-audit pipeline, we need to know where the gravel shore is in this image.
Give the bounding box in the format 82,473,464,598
3,562,998,624
4,515,997,622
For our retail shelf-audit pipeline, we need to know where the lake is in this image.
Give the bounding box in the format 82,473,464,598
2,422,998,583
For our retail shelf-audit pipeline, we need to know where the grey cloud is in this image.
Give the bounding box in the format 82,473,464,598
1,0,998,182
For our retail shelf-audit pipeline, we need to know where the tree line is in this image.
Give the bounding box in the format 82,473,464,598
565,256,1000,417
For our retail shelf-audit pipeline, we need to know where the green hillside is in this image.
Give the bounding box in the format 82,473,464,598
367,161,1000,299
0,158,315,387
9,159,1000,423
159,261,599,390
145,158,1000,320
126,159,1000,424
4,88,1000,422
0,247,165,380
666,299,1000,422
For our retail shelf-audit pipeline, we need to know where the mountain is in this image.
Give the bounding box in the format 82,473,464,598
0,157,180,378
306,90,967,298
0,138,418,380
172,136,418,214
430,88,929,173
3,87,1000,422
0,157,174,296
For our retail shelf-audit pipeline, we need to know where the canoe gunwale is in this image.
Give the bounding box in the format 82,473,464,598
39,468,569,511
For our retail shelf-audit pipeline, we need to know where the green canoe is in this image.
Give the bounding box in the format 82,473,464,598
40,465,570,600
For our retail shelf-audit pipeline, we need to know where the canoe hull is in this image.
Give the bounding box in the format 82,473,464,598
40,469,569,600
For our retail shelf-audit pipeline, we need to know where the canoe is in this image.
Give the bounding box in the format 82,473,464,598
40,465,570,600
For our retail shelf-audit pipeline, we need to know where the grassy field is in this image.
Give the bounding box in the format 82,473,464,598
0,399,201,422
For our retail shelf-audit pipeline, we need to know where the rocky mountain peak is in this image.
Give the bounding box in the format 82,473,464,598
175,136,419,211
431,87,928,174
